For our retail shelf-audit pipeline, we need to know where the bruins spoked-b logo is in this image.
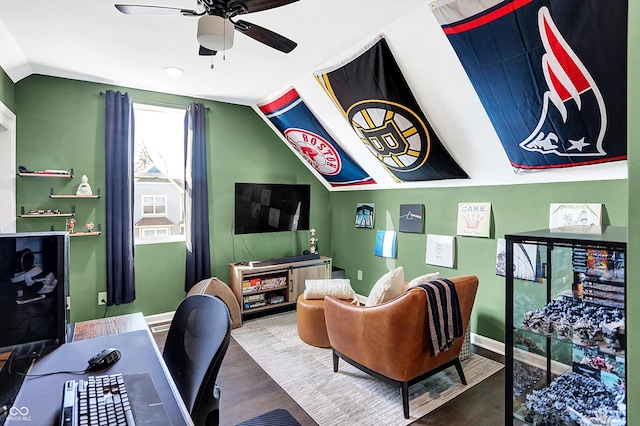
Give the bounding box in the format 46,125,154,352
347,100,429,172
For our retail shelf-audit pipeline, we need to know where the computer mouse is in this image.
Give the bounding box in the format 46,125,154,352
87,348,121,371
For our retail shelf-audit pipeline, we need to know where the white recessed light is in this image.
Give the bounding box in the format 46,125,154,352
164,67,185,77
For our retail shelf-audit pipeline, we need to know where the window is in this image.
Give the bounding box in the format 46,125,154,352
142,195,167,216
141,228,169,238
133,103,186,244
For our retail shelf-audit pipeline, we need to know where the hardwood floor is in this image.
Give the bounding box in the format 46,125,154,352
153,326,505,425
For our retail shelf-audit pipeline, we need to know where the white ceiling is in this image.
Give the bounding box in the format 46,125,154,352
0,0,428,105
0,0,626,190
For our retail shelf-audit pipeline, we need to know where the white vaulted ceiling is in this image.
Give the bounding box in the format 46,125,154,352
0,0,626,190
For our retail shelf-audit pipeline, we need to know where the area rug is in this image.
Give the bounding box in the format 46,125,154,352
231,311,503,425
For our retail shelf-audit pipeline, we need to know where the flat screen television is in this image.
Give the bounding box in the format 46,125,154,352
234,183,311,235
0,231,69,352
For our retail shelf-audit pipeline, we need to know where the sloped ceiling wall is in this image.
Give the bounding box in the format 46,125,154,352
253,4,627,191
0,1,627,191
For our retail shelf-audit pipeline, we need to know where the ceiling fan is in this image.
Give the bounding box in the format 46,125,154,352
115,0,299,56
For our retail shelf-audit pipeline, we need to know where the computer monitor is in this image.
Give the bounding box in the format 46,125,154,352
0,231,69,353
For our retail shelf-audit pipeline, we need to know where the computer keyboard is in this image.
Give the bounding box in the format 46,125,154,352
61,373,136,426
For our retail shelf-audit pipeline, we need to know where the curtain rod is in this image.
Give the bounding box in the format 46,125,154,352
99,91,210,111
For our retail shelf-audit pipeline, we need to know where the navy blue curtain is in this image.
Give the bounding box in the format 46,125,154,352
104,90,136,305
184,103,211,292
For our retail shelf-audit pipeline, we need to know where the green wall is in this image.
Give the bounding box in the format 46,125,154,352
13,75,329,322
328,181,628,342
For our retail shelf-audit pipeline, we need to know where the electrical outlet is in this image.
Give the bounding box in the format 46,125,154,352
357,270,363,280
98,292,107,305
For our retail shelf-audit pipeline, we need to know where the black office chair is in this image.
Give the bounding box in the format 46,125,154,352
163,294,231,426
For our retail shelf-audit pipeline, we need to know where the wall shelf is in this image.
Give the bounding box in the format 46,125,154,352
18,168,74,179
69,231,101,237
49,187,100,198
17,167,100,239
20,205,76,217
49,223,101,235
19,213,75,218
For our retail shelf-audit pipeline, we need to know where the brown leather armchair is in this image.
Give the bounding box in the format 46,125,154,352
324,275,479,419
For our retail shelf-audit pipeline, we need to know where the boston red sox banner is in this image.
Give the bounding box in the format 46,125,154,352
432,0,627,171
258,88,375,187
314,36,468,182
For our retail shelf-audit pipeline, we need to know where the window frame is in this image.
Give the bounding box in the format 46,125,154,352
132,102,186,245
141,195,168,217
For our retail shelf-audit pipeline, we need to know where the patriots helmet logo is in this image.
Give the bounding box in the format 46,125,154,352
519,6,607,157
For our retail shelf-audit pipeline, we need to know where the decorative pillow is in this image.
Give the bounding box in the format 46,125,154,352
365,266,404,307
304,279,355,300
406,272,441,289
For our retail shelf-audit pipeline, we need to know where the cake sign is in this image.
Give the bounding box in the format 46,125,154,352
457,202,491,238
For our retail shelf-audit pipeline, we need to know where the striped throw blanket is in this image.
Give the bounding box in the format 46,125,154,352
416,279,463,357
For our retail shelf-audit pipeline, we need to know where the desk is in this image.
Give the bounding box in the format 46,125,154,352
72,312,149,342
4,314,193,425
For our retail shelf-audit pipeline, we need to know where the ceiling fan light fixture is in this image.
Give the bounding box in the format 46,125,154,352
197,15,234,51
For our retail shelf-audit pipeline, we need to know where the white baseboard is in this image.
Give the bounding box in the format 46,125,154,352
145,311,175,325
471,332,505,356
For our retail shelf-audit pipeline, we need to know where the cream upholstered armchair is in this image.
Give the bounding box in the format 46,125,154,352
323,275,479,419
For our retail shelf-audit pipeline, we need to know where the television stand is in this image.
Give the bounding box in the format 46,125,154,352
229,255,331,323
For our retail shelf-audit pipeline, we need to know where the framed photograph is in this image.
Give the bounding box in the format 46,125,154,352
375,230,397,258
457,202,491,238
425,234,455,268
355,203,375,228
399,204,424,233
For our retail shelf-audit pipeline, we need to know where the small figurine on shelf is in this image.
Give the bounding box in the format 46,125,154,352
76,175,93,196
66,218,76,233
85,221,94,233
309,228,318,254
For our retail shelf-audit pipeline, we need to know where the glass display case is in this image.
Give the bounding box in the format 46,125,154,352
505,226,626,425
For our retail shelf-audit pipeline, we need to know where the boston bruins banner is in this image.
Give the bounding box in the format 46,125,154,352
258,88,376,187
432,0,627,171
314,36,468,182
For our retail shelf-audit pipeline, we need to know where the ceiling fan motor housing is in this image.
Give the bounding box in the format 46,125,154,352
197,15,234,51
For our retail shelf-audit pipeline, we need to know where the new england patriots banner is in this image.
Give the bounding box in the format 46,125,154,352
258,88,375,187
314,36,468,182
432,0,627,171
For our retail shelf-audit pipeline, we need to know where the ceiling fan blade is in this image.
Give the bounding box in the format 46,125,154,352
199,46,218,56
115,4,200,16
240,0,299,14
234,20,297,53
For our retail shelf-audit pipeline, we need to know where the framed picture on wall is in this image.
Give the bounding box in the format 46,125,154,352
375,230,397,258
399,204,424,233
549,203,602,229
457,202,491,238
425,234,455,268
355,203,375,228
